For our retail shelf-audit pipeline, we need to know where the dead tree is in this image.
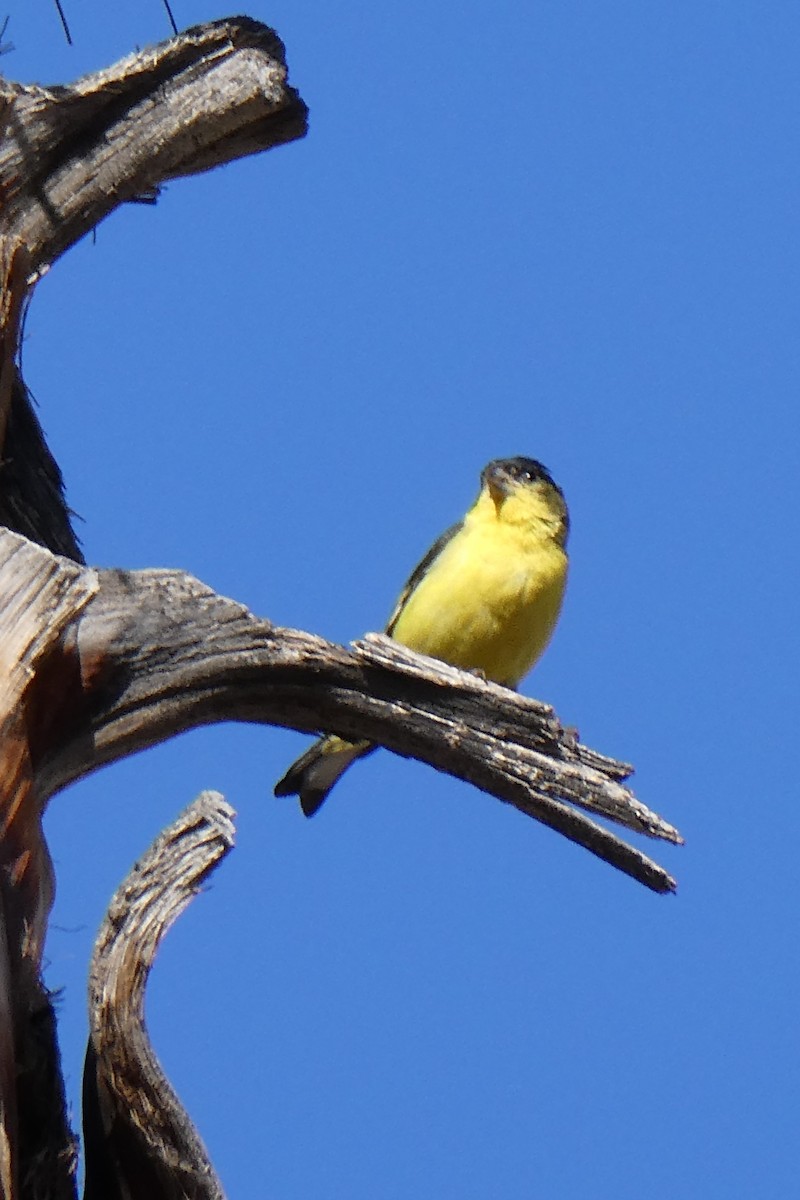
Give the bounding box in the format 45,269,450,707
0,18,681,1199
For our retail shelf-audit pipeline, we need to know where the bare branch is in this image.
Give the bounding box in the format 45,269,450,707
0,17,307,562
0,530,681,895
83,792,234,1200
0,17,307,276
0,18,309,1195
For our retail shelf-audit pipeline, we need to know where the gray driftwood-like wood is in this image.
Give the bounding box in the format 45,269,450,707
0,531,95,1200
0,14,683,1199
0,17,308,1198
0,15,307,562
83,792,234,1200
7,526,680,899
0,17,307,274
0,522,679,1195
1,432,682,1159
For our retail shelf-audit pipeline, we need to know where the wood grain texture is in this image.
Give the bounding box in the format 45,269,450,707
0,17,308,274
0,18,685,1192
0,16,308,561
83,792,234,1200
1,523,679,1185
0,532,94,1199
0,15,310,1196
0,529,681,895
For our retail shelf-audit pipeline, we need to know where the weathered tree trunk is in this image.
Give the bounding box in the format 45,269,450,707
0,17,680,1200
0,18,307,1198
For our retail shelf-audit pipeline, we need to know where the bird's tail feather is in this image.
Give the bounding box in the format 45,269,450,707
274,735,373,816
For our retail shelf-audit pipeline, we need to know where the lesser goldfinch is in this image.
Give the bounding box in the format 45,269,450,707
275,456,569,816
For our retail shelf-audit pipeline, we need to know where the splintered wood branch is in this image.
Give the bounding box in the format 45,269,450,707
83,791,234,1200
0,532,93,1198
0,17,308,275
0,528,96,970
0,17,307,559
0,529,682,896
0,16,311,1196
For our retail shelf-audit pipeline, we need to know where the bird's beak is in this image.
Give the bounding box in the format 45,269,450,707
484,463,513,510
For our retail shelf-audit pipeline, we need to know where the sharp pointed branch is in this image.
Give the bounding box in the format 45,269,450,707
0,530,681,896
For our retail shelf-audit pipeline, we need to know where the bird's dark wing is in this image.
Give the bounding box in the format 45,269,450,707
385,521,463,635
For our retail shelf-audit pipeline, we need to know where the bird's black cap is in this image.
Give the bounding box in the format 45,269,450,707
482,456,562,495
482,457,569,545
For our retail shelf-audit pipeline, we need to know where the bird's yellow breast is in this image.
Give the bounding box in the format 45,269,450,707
389,490,568,688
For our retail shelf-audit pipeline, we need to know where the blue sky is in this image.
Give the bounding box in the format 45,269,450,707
6,1,800,1195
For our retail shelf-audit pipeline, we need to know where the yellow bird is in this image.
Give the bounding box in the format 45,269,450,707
274,456,569,816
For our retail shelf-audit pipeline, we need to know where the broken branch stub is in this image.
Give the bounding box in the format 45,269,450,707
0,17,308,275
0,17,308,559
83,792,234,1200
